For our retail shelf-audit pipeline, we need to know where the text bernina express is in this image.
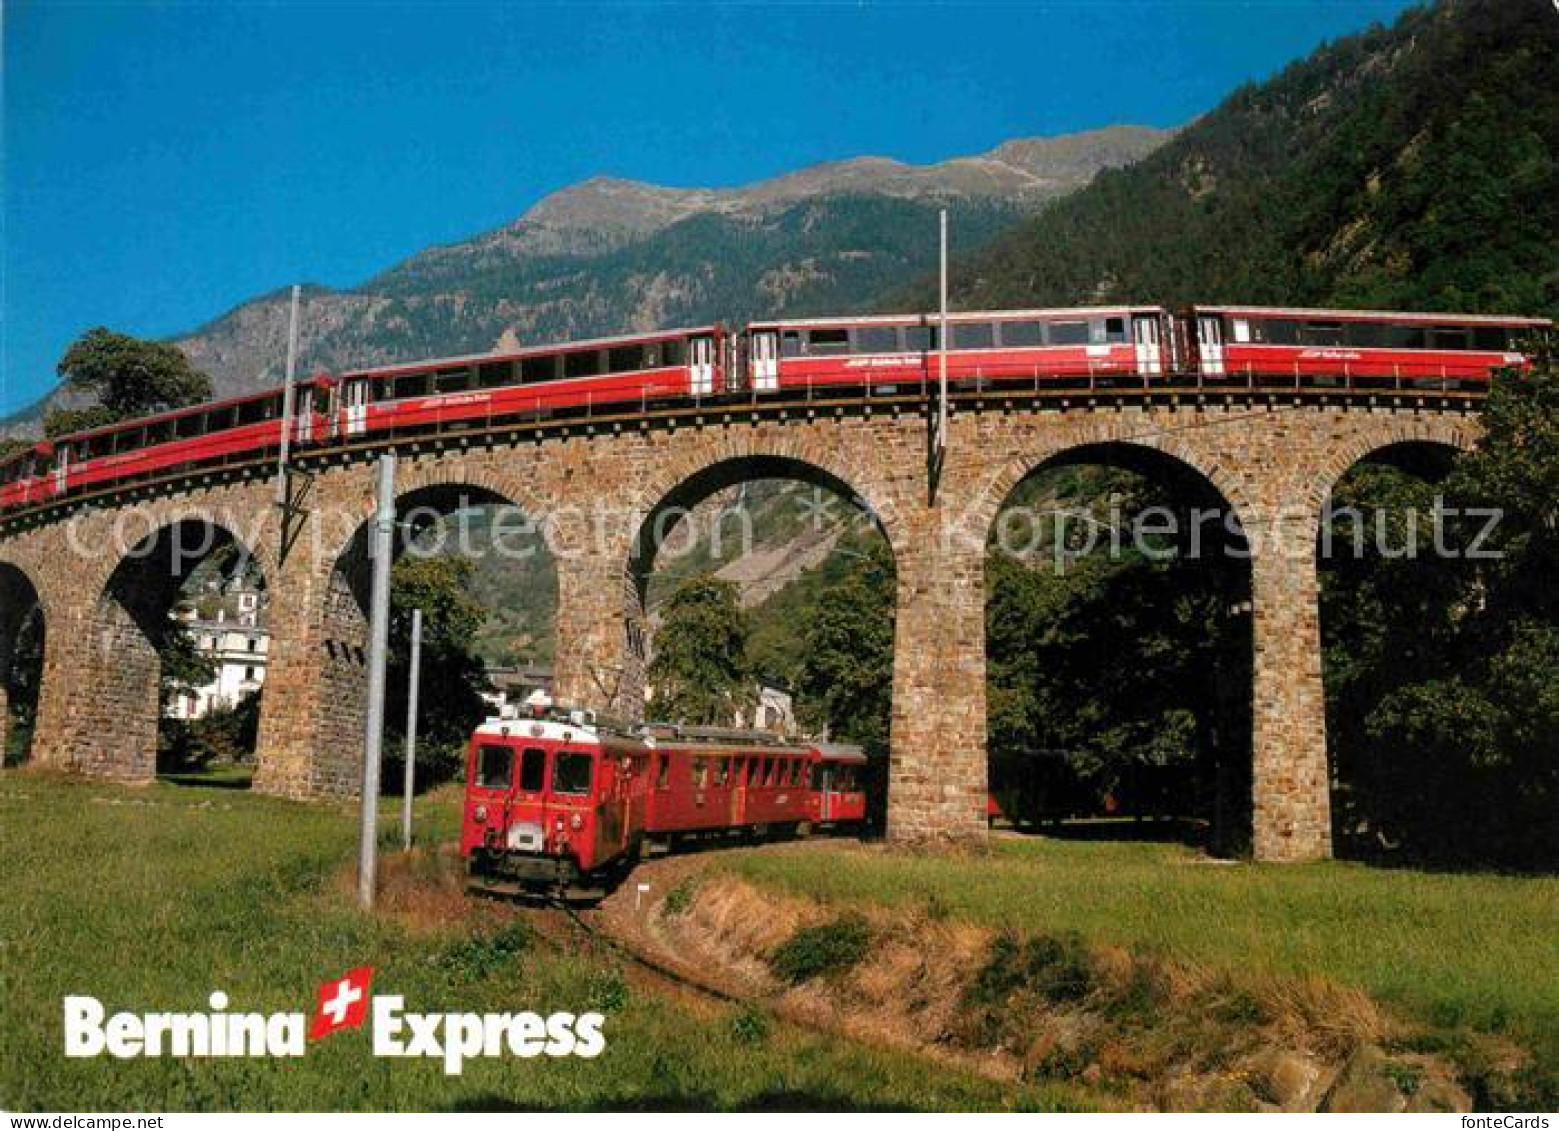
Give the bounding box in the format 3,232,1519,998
63,993,606,1075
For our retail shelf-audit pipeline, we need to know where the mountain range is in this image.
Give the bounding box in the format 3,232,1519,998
0,124,1169,435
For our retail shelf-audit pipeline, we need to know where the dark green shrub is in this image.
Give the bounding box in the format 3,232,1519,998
767,913,872,984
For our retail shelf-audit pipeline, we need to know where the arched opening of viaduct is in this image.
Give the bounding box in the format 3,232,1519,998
39,518,273,783
253,477,560,799
1316,438,1474,859
983,441,1256,851
0,562,45,766
626,454,900,827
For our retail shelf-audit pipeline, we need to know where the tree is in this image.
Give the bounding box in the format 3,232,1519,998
1320,342,1559,867
384,555,492,787
48,328,211,436
0,438,30,460
648,577,754,726
794,541,895,755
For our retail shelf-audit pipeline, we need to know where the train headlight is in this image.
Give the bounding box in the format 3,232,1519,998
570,813,584,830
474,804,488,823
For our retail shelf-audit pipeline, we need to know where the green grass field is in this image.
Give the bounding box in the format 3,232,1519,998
717,836,1559,1073
0,774,1076,1112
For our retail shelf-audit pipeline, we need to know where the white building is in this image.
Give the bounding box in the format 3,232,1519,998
167,583,269,720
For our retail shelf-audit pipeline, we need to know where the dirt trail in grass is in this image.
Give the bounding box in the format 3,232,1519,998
591,846,1536,1113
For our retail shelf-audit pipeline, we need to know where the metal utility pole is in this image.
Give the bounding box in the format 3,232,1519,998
400,607,423,852
357,453,396,910
274,284,302,508
938,209,950,455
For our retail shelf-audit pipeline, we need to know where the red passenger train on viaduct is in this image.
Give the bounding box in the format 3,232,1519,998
2,304,1549,515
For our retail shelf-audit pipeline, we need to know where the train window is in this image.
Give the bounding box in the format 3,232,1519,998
478,362,512,389
519,747,546,793
715,758,730,787
903,325,937,352
434,367,471,394
953,322,995,350
476,745,513,790
999,321,1044,348
521,355,558,383
1348,323,1388,348
1230,319,1252,343
1049,321,1089,346
854,326,899,354
1473,326,1511,351
1431,327,1470,350
564,350,603,379
609,345,645,373
1301,322,1345,346
790,760,803,786
1388,325,1428,349
1257,320,1300,345
144,420,173,445
781,331,804,358
174,413,205,439
656,756,670,790
1105,317,1128,344
807,328,851,356
393,372,429,399
236,398,272,426
553,751,593,796
662,338,686,366
692,757,709,788
111,429,142,454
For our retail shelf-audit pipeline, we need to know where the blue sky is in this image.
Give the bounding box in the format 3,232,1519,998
2,0,1423,415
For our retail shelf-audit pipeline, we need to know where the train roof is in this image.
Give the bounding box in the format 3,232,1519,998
1192,304,1553,327
750,306,1164,331
813,742,869,765
334,324,721,382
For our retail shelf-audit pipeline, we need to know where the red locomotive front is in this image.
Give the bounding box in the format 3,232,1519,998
461,708,650,893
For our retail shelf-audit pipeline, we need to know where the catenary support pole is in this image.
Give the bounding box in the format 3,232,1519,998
274,284,301,507
357,453,396,909
401,607,422,852
938,209,949,460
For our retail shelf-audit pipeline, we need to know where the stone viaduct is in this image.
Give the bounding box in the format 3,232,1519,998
0,390,1480,861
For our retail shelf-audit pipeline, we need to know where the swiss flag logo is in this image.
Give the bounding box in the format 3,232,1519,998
309,966,373,1040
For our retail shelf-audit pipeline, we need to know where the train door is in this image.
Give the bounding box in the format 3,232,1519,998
506,744,548,852
749,330,779,392
54,445,70,496
690,335,716,397
291,386,314,446
344,378,371,436
818,764,835,822
1198,315,1225,377
1132,315,1163,377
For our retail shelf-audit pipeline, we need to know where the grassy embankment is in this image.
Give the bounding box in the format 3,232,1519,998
716,837,1559,1085
0,773,1079,1111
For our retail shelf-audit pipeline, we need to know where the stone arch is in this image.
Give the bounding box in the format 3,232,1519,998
1311,419,1479,520
962,420,1259,558
0,559,46,765
631,433,909,560
297,476,558,796
979,438,1255,850
69,516,273,782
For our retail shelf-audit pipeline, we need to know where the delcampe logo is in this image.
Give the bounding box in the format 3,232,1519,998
64,966,605,1075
